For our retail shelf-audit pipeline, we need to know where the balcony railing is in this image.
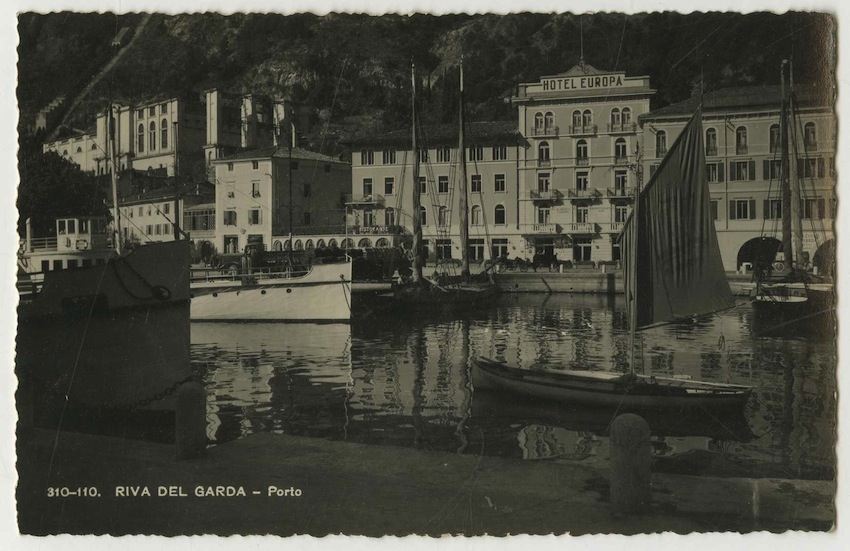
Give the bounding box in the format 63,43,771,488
607,122,637,134
606,187,636,199
522,223,561,234
530,125,559,137
603,222,626,233
736,145,748,155
345,193,385,206
567,188,602,201
569,124,598,136
537,158,552,167
575,157,590,166
656,148,668,158
565,222,598,234
529,189,563,201
706,146,718,156
614,155,629,166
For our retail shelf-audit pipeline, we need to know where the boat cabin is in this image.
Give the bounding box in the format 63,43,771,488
55,216,110,252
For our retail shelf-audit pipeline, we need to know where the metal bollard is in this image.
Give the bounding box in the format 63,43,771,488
175,381,207,460
609,413,651,515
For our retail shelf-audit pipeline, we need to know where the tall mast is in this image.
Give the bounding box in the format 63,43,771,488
458,57,470,282
628,163,640,378
780,60,792,272
288,115,294,262
410,63,423,284
788,60,805,270
109,103,122,254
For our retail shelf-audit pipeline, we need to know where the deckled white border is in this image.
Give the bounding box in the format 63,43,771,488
1,1,846,550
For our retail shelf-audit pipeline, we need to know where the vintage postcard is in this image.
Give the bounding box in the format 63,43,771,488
4,0,845,548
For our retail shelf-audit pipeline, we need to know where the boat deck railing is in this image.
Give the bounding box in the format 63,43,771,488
190,265,314,284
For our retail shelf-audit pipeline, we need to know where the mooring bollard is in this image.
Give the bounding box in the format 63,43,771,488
609,413,651,516
175,381,207,460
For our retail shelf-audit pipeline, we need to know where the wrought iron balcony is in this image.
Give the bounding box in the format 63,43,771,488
529,189,563,202
736,145,748,155
706,146,718,156
345,193,385,207
607,122,637,134
603,222,627,233
568,124,598,136
567,188,602,201
606,187,636,200
614,155,629,166
521,223,562,235
530,125,559,137
537,158,552,167
575,157,590,166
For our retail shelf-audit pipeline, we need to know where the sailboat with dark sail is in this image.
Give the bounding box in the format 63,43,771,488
751,60,834,334
473,108,752,410
394,61,496,308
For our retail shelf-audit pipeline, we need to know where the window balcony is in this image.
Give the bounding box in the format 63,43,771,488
614,155,629,166
528,189,563,202
345,193,385,207
706,146,718,157
569,124,598,136
567,188,602,202
564,222,598,235
521,223,562,235
575,157,590,166
607,122,637,134
606,187,636,200
530,125,559,137
602,222,627,233
537,158,552,167
736,145,748,155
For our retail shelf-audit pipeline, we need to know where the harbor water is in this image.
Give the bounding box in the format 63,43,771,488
191,294,836,481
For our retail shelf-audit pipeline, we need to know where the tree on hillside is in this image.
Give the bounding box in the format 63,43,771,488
17,150,110,238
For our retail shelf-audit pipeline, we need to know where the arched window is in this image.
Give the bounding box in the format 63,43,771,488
328,238,338,248
273,240,283,251
91,143,97,150
576,139,588,163
342,238,354,249
137,124,145,153
735,126,748,154
544,111,554,131
284,239,292,250
610,108,621,128
294,239,304,251
621,107,631,124
420,206,427,226
438,206,449,227
305,239,315,250
706,128,718,155
161,119,168,149
376,238,389,248
614,138,627,161
804,122,817,148
385,207,396,227
149,121,156,150
62,149,68,156
494,204,506,225
471,205,482,226
582,109,593,127
656,131,667,157
534,112,544,131
358,238,371,248
316,239,326,249
572,110,582,128
538,141,550,161
76,147,82,153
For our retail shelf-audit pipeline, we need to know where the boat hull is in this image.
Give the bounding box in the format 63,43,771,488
472,357,752,411
751,284,835,336
17,241,192,432
190,261,352,322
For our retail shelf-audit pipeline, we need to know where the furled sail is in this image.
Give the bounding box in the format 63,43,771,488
621,108,733,330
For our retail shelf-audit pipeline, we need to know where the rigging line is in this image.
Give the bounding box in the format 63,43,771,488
669,21,726,71
791,107,829,250
308,57,349,187
613,15,627,72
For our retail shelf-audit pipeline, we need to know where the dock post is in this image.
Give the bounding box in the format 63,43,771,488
175,381,206,460
609,413,651,515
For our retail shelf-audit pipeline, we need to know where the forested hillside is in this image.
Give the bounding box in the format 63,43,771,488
18,11,835,152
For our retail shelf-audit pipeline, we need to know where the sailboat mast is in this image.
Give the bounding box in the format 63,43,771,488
458,57,470,282
780,60,792,272
109,103,122,254
410,63,424,284
788,60,805,270
627,165,641,377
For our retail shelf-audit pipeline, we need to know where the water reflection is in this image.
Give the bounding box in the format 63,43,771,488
191,294,836,480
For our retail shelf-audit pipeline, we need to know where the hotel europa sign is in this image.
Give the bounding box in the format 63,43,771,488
540,73,626,91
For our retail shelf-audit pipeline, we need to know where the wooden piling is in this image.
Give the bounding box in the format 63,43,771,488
609,413,651,515
175,381,206,460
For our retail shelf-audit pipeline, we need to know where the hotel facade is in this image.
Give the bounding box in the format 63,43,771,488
348,63,835,272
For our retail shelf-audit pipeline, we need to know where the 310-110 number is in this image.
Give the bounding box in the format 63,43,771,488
46,487,100,498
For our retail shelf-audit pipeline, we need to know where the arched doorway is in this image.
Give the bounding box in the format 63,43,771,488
737,237,782,272
812,239,835,278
